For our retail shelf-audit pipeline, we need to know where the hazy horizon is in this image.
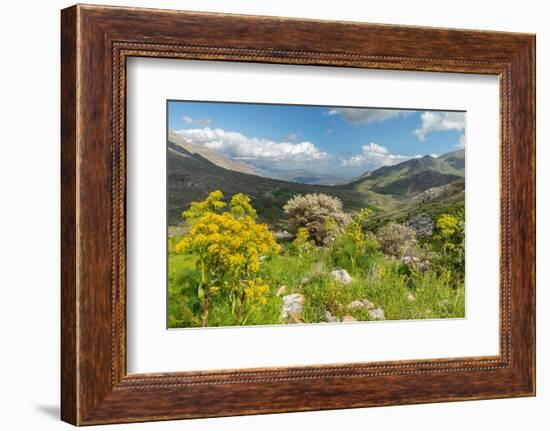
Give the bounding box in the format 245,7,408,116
168,101,465,179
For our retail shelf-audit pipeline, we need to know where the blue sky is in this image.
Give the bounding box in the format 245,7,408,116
168,101,465,177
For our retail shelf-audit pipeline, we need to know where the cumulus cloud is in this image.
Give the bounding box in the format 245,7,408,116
181,115,211,126
413,111,465,141
283,132,299,142
327,108,411,124
456,134,465,149
175,127,329,162
340,143,420,168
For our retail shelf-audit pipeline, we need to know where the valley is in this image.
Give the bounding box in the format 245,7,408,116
167,131,465,230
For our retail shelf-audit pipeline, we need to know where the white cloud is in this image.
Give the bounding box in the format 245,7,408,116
456,134,465,149
327,108,410,124
181,115,211,126
283,132,299,142
413,111,465,141
340,142,420,168
175,127,329,162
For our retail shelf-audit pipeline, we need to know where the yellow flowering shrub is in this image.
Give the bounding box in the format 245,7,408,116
243,278,270,305
182,189,226,226
323,217,340,244
345,220,365,245
329,208,379,271
356,207,373,222
292,227,314,258
435,214,459,249
431,212,465,283
175,191,280,325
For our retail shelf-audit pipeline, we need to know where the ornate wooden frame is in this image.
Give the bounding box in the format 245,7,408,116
61,4,536,425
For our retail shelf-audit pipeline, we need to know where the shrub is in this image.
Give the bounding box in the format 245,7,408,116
168,235,183,255
175,191,280,326
329,218,380,272
283,193,350,246
429,211,465,283
376,222,418,258
291,227,315,258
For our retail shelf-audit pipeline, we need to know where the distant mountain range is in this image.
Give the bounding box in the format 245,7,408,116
169,131,351,186
258,167,351,186
169,130,261,176
167,131,465,227
350,151,464,196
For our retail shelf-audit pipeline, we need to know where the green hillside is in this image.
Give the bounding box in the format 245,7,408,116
168,136,465,228
167,142,367,225
167,142,466,328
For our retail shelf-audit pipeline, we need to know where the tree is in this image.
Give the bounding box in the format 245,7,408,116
283,193,350,246
175,191,280,326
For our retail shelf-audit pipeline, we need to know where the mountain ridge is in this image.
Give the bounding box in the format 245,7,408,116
347,150,464,196
167,132,465,226
168,130,262,176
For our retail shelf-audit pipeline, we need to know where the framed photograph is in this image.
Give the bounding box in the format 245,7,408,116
61,4,535,425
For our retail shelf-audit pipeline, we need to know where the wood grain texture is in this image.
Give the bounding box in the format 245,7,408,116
60,4,536,425
60,5,78,425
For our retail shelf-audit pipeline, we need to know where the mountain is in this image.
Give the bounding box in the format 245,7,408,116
168,130,261,176
167,138,365,225
350,152,464,197
438,149,465,175
167,130,465,228
169,131,350,186
347,150,465,227
260,168,351,186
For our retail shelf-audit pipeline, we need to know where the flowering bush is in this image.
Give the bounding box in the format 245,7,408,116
434,213,463,254
430,212,465,282
175,191,280,325
291,227,315,258
283,193,350,246
329,208,379,271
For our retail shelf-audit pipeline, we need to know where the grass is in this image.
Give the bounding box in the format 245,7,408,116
167,245,465,328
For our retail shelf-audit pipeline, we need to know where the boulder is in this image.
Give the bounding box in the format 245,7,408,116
361,299,375,310
342,315,357,322
281,293,305,321
275,230,293,241
347,300,364,311
347,299,375,311
330,269,353,285
369,307,385,320
324,310,339,323
407,292,416,302
405,214,434,237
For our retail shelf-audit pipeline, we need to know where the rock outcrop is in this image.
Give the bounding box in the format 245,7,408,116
281,293,305,321
405,213,434,237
